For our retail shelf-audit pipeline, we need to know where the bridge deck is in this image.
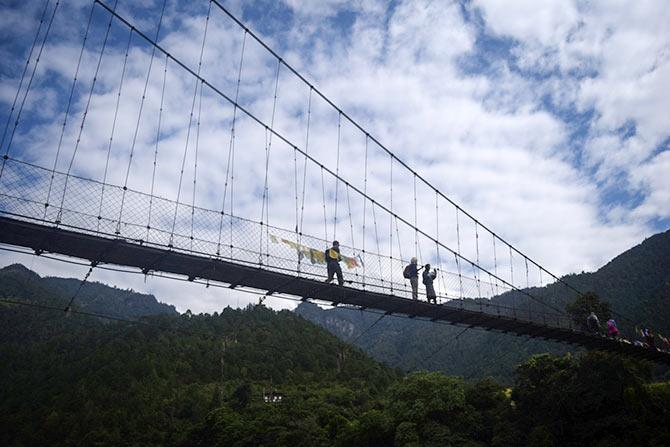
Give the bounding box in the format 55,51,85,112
2,216,669,365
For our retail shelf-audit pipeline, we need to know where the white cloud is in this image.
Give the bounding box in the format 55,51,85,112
0,0,667,314
474,0,579,47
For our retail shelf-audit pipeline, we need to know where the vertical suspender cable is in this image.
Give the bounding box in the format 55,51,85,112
0,0,51,156
297,87,312,267
259,59,281,261
99,27,133,232
474,222,482,299
346,186,356,258
389,154,393,290
57,0,119,224
455,207,461,256
259,127,269,262
345,185,359,280
293,146,299,234
333,112,341,240
147,54,169,242
371,201,383,286
413,174,418,258
117,0,167,234
455,208,464,300
455,252,464,303
525,256,531,319
169,0,212,246
525,256,529,289
293,141,300,269
394,217,404,262
509,245,515,317
1,0,61,179
435,191,446,299
320,166,328,242
394,216,405,293
492,234,500,315
509,246,514,286
190,80,204,250
492,234,499,296
44,0,95,220
361,135,368,287
217,30,246,256
472,261,482,311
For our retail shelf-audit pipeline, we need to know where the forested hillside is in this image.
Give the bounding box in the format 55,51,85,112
0,266,398,445
0,263,178,318
297,229,670,382
1,263,669,445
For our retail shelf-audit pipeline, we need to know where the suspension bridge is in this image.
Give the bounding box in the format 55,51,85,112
1,0,668,365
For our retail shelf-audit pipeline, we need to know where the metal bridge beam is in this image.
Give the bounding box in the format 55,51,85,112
1,216,669,365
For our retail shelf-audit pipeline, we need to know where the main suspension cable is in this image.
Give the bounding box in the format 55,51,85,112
204,0,588,304
93,1,569,316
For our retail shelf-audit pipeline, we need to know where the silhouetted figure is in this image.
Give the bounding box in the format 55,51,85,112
403,257,423,300
587,311,600,334
643,327,656,349
607,319,619,339
422,264,437,304
324,240,344,286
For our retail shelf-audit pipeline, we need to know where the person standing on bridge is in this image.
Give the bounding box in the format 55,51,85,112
606,318,619,339
587,311,601,335
422,264,437,304
325,240,344,286
403,257,423,300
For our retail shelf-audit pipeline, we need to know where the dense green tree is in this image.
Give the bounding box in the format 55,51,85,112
3,263,670,446
565,291,612,330
511,351,668,446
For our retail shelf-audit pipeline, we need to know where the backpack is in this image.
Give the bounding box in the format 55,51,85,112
403,265,412,279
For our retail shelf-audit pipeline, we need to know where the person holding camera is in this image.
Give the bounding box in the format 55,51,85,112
422,263,438,304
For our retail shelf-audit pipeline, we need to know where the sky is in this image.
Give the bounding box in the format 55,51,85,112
0,0,668,314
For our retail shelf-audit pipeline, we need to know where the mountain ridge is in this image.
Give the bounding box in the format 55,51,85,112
296,228,670,382
0,263,178,318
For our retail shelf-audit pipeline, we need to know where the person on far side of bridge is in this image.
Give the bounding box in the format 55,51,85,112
403,257,423,300
606,318,619,339
642,327,657,350
587,311,601,335
324,240,344,286
422,264,438,304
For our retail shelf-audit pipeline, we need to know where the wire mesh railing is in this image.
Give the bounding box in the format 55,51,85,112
0,157,572,328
